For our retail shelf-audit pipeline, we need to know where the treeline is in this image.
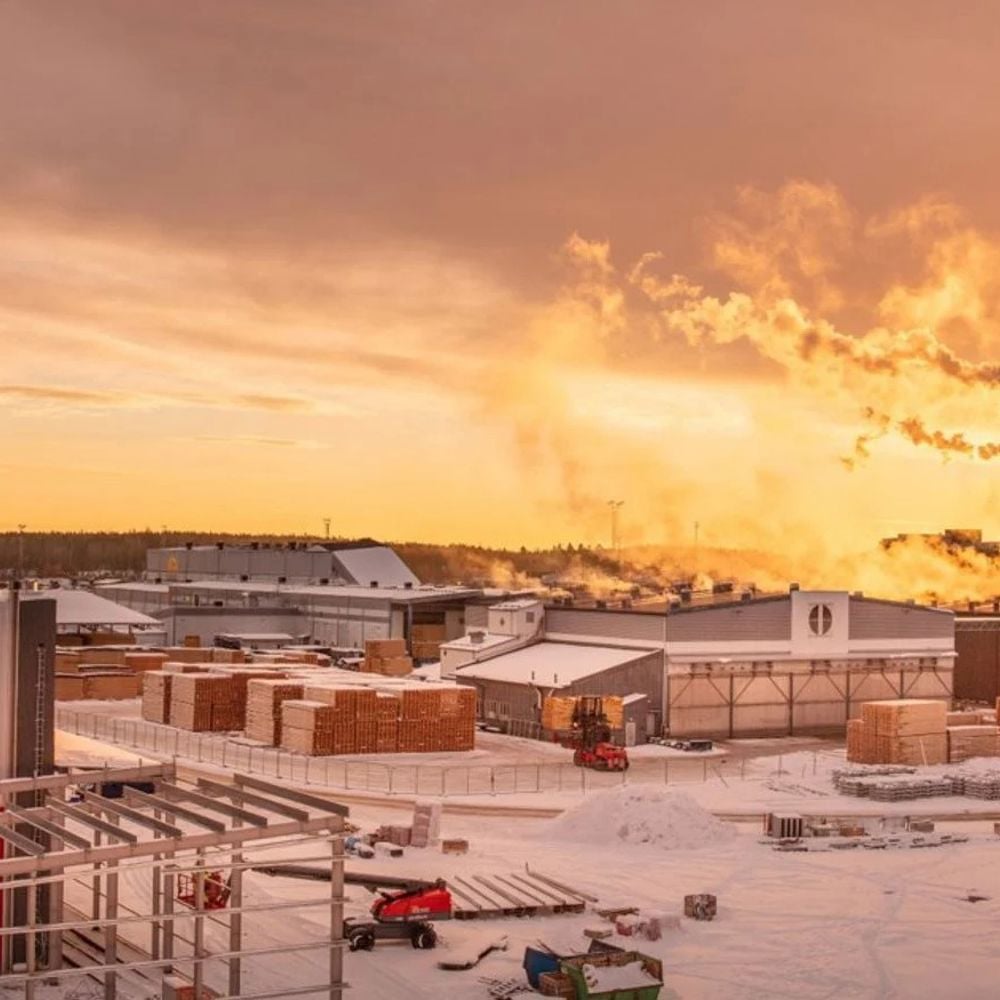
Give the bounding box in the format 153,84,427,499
0,531,620,584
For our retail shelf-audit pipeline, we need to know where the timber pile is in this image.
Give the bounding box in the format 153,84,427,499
364,638,413,677
280,700,337,755
541,695,625,732
55,675,85,700
124,651,169,673
169,673,242,732
947,725,1000,763
377,693,400,752
847,700,948,765
411,623,447,661
245,678,305,744
141,671,173,723
81,673,140,700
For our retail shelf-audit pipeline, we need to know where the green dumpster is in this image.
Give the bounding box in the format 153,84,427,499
560,950,663,1000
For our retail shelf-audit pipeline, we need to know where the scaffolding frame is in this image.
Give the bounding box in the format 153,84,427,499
0,764,347,999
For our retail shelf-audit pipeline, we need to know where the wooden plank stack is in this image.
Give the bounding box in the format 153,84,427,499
82,673,140,700
55,676,85,700
142,672,173,723
169,674,242,732
847,700,949,765
947,725,1000,763
124,651,169,673
245,679,305,744
280,700,337,755
411,623,447,661
364,639,413,677
438,686,476,751
376,693,401,752
541,695,625,732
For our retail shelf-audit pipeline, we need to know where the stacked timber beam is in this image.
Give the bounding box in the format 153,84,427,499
411,623,447,661
364,638,413,677
847,700,1000,765
246,678,305,744
541,695,625,732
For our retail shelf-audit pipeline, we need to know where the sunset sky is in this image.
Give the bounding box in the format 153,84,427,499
3,2,999,554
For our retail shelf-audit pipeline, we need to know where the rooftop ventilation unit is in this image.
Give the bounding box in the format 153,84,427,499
320,578,329,585
789,582,800,592
216,541,224,550
370,580,379,588
469,630,486,644
278,576,287,584
404,581,413,590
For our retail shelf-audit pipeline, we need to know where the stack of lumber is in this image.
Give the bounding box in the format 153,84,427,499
846,718,867,762
81,673,140,700
438,686,476,750
847,700,948,765
169,673,241,732
280,700,336,755
245,678,305,744
124,651,170,673
541,695,625,731
55,676,85,700
411,623,447,661
303,685,378,754
160,646,218,665
78,648,128,666
947,725,1000,763
376,693,401,752
142,671,173,723
56,650,82,673
398,688,441,753
163,662,213,675
211,668,286,727
210,647,247,664
948,710,987,726
364,638,413,677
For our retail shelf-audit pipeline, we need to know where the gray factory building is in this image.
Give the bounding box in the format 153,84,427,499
448,589,955,740
146,541,420,587
99,579,482,649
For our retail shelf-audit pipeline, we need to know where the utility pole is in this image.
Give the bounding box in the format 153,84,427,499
693,521,700,579
16,524,26,580
607,501,624,556
323,518,331,541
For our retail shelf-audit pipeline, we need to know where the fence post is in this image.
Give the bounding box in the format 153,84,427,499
703,759,708,782
490,768,496,797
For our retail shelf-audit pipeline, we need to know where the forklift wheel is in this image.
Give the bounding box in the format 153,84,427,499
411,925,437,950
349,930,376,952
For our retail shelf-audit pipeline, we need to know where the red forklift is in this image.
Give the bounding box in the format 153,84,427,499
346,877,453,951
560,696,629,771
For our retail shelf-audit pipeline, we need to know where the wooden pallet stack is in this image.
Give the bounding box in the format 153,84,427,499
280,700,336,755
364,639,413,677
847,700,948,765
245,678,305,744
141,671,173,723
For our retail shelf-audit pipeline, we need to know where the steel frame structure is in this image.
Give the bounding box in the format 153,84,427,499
0,764,347,999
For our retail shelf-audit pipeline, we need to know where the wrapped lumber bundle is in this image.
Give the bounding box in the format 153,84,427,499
160,646,215,664
142,671,173,723
280,700,336,755
948,710,985,726
376,692,400,752
245,678,304,744
163,661,213,674
542,696,576,731
211,647,247,664
364,638,413,676
947,725,1000,763
859,699,948,765
439,686,476,750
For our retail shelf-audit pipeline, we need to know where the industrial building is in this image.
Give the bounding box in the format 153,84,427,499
447,589,955,739
99,579,483,649
953,613,1000,703
22,587,166,645
146,541,419,587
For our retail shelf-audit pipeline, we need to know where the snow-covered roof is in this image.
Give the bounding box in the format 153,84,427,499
456,642,649,687
98,582,170,595
216,632,296,642
21,590,160,627
329,546,419,588
490,598,542,611
442,632,517,653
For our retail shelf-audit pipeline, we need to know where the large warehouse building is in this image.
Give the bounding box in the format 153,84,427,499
448,588,955,739
952,613,1000,703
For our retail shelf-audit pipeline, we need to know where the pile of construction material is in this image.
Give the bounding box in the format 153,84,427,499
245,679,305,744
363,639,413,677
373,802,442,848
55,647,171,701
845,700,1000,766
276,683,476,756
410,623,447,661
834,766,1000,801
541,695,624,732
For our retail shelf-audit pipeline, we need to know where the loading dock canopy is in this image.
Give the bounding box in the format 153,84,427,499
0,765,348,877
456,641,651,688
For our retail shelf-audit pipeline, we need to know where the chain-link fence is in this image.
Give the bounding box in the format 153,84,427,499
55,707,749,797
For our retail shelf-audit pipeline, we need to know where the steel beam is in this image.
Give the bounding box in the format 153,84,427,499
0,826,45,856
123,787,226,833
0,764,169,799
162,786,268,827
4,809,91,850
80,791,183,838
197,778,310,821
233,774,349,817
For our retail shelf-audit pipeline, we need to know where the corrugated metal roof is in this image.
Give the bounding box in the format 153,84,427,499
455,642,649,688
329,546,419,588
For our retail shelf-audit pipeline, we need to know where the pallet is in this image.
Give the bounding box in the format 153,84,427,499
450,871,588,920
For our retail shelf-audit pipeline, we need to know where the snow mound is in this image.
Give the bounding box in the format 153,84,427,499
544,787,737,851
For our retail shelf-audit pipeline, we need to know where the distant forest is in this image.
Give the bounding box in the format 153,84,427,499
0,531,628,588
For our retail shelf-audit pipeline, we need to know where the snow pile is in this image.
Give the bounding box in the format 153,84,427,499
544,786,737,851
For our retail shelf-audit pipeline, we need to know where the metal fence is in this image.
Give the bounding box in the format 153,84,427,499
54,707,750,798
